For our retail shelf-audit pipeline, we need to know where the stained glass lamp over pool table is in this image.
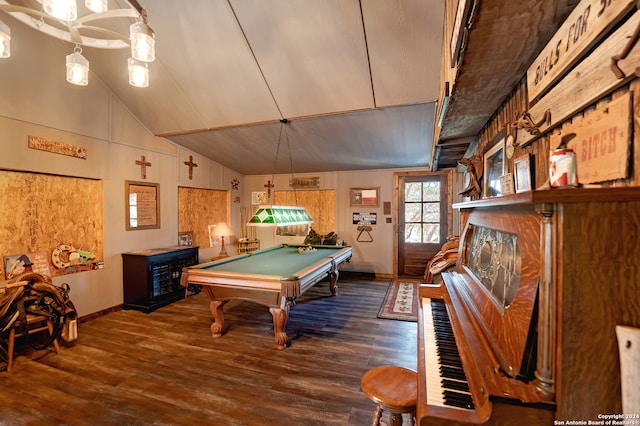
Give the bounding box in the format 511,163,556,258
247,205,313,227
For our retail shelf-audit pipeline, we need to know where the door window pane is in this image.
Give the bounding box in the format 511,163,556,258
405,182,422,202
423,203,440,222
423,182,440,201
405,224,422,242
404,179,442,244
423,224,440,243
405,203,422,222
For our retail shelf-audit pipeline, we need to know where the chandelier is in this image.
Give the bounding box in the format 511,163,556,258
0,0,155,87
247,119,314,227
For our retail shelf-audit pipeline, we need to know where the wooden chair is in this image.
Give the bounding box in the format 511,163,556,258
361,365,417,426
6,314,60,372
1,280,60,373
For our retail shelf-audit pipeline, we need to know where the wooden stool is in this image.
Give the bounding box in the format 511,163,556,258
361,365,417,426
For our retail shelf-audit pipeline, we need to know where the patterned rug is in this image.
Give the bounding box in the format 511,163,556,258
377,280,420,322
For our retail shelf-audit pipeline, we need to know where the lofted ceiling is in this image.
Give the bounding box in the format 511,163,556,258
0,1,583,175
80,0,444,175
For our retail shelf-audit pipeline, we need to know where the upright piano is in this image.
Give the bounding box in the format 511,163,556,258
417,188,640,425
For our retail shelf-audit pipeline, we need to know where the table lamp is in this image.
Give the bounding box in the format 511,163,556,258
211,222,234,258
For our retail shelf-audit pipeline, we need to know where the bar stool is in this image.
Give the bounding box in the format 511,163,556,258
361,365,417,426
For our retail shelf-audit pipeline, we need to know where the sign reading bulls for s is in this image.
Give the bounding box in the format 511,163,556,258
551,92,631,184
527,0,635,102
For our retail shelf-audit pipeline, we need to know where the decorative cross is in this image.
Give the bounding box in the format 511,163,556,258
135,155,151,179
184,155,198,180
264,180,274,199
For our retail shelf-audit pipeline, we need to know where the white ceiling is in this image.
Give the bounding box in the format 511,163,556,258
4,0,445,175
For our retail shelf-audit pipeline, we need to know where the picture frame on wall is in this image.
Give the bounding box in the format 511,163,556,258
514,154,534,193
483,140,506,198
350,187,379,207
125,181,160,231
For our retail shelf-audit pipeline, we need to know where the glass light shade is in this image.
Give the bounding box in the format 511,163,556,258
85,0,108,13
66,51,89,86
128,57,149,87
130,21,155,62
247,205,313,227
0,20,10,58
43,0,77,21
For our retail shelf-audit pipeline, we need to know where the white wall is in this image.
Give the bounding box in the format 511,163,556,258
0,24,243,317
244,167,426,276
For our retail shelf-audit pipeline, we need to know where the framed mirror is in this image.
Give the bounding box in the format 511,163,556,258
483,140,506,198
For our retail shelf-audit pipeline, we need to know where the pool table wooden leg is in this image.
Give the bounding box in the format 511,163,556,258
329,270,339,296
269,307,289,350
209,299,227,338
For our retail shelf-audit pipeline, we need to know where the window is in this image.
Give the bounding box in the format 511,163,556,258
404,179,440,243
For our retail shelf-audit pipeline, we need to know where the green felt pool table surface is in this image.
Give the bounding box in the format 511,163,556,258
198,244,349,277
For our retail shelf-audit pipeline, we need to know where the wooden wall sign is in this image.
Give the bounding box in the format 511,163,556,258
28,135,87,159
527,0,635,103
551,92,631,184
517,11,640,147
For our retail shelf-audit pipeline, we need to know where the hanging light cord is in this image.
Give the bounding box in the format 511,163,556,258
269,120,285,204
283,120,299,206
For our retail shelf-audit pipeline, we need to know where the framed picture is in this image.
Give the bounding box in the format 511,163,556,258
178,231,193,246
350,187,379,207
483,140,506,198
514,154,534,193
499,173,515,195
126,181,160,230
251,191,267,205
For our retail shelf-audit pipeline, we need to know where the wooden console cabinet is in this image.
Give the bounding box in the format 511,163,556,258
122,246,199,313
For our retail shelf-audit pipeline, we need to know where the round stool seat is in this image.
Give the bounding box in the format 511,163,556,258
361,365,417,426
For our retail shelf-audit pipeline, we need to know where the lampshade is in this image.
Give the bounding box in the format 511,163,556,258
247,205,313,227
211,222,234,237
130,21,155,63
43,0,77,21
0,19,9,59
66,47,89,86
128,58,149,88
85,0,107,14
210,222,234,258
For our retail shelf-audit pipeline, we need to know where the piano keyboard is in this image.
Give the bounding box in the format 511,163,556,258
422,297,475,410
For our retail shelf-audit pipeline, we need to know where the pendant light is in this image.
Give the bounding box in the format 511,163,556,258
66,45,89,86
0,1,155,87
128,57,149,88
0,19,9,58
130,9,155,63
43,0,77,22
85,0,107,14
247,119,313,227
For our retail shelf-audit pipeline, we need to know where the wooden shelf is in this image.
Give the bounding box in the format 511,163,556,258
453,187,640,210
236,239,260,255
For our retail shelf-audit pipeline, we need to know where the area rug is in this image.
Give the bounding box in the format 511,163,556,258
377,280,420,322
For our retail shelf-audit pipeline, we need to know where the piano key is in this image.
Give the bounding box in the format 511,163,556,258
422,297,475,411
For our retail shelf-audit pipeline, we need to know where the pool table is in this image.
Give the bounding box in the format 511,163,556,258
181,243,353,350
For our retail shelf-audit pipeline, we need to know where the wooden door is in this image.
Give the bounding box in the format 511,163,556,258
395,172,450,278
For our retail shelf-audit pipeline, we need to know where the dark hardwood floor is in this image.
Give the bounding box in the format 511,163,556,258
0,273,417,425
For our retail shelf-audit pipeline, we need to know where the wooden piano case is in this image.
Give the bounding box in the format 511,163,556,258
418,187,640,424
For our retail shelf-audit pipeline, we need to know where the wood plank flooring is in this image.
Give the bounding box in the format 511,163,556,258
0,273,417,425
